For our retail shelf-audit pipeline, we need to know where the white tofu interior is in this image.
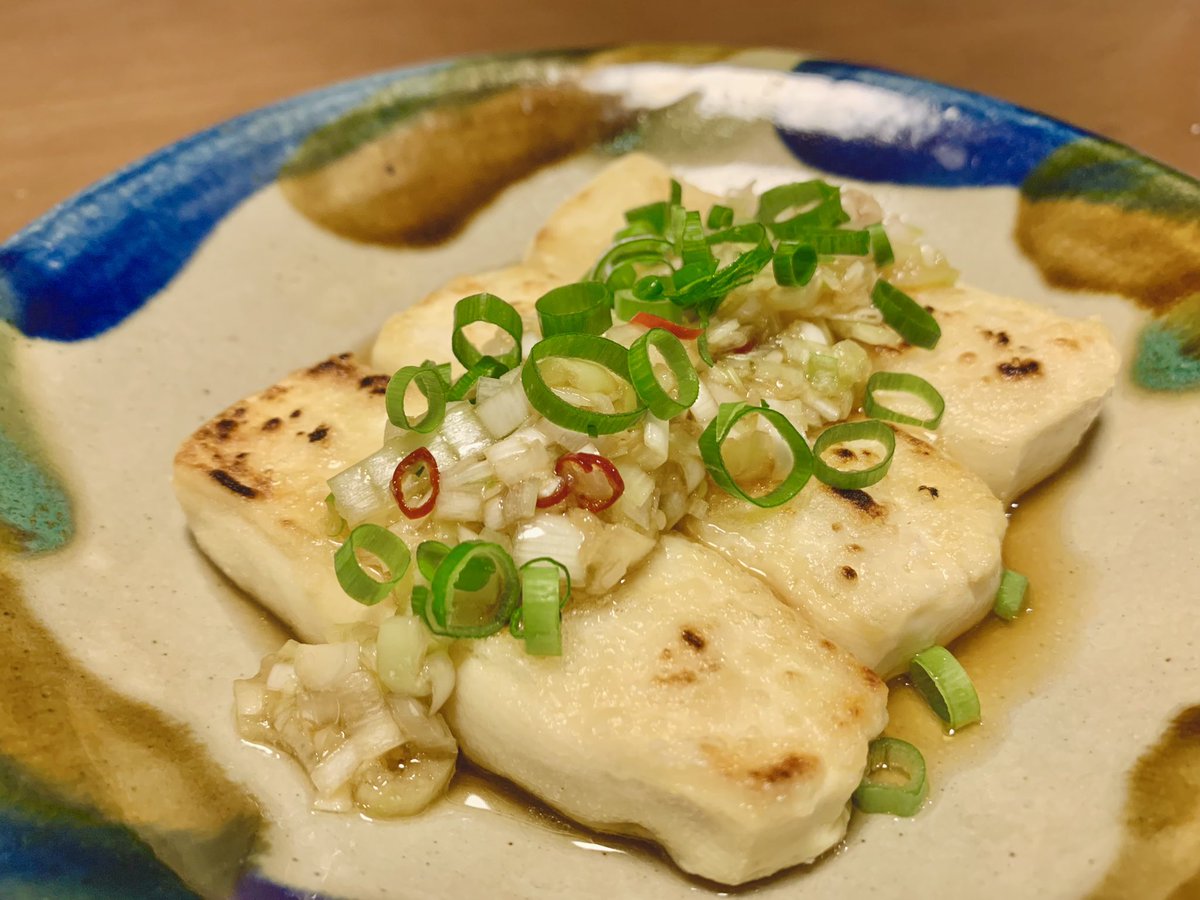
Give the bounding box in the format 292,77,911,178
447,533,888,885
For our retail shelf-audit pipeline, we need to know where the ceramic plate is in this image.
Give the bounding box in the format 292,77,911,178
2,46,1199,900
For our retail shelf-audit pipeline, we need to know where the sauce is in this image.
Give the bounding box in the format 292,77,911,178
883,461,1088,774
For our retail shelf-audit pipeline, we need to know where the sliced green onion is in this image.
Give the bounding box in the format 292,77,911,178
791,227,870,256
772,241,819,287
628,328,699,419
671,223,773,317
323,492,346,538
427,541,520,639
385,364,447,434
334,524,411,606
606,262,638,292
853,738,929,817
678,210,715,270
536,282,613,337
811,420,897,490
909,645,981,730
696,314,715,367
509,557,573,638
868,223,894,267
519,562,563,656
669,178,682,205
416,540,450,581
699,401,815,508
706,204,734,230
521,334,646,436
590,236,674,284
755,180,848,238
871,279,942,349
864,371,945,429
633,275,667,300
421,359,452,390
993,568,1029,621
448,355,508,402
624,200,669,236
452,293,523,370
613,291,684,324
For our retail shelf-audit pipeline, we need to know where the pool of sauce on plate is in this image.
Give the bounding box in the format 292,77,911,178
882,464,1089,774
441,459,1100,890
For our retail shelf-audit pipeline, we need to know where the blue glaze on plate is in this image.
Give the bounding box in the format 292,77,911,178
0,67,437,343
778,60,1083,187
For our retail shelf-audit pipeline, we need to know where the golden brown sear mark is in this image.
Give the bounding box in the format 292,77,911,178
828,486,886,518
654,669,699,686
262,417,282,431
214,418,238,440
680,628,707,651
359,374,390,395
209,469,258,499
307,425,330,443
919,484,940,499
305,352,356,380
832,447,856,461
747,753,818,786
981,328,1012,347
840,565,858,581
998,357,1042,379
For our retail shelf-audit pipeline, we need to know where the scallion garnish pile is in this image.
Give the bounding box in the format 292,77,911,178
322,173,1031,819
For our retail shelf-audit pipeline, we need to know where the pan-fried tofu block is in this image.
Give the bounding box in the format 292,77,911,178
523,152,719,279
370,153,721,374
446,533,888,885
173,353,448,642
370,264,559,374
686,428,1006,678
881,284,1119,502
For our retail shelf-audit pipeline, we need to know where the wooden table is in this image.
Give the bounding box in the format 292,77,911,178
3,0,1197,240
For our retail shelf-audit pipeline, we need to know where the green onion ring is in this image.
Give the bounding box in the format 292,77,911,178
871,279,942,349
606,263,638,292
624,200,669,236
853,737,929,817
334,524,411,607
669,179,682,205
864,371,946,429
993,569,1029,621
521,334,647,436
909,645,981,730
428,541,520,639
628,328,700,419
755,180,848,238
385,364,447,434
452,293,523,371
535,282,613,338
811,420,897,490
516,560,566,656
699,401,815,508
773,241,819,287
590,236,674,284
416,540,450,582
706,204,734,230
420,359,452,390
678,210,715,270
789,227,870,256
868,223,894,267
670,223,773,317
448,355,509,402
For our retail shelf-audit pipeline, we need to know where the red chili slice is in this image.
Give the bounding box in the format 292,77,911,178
630,312,704,341
730,338,758,354
391,447,440,519
536,452,625,513
535,476,572,510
